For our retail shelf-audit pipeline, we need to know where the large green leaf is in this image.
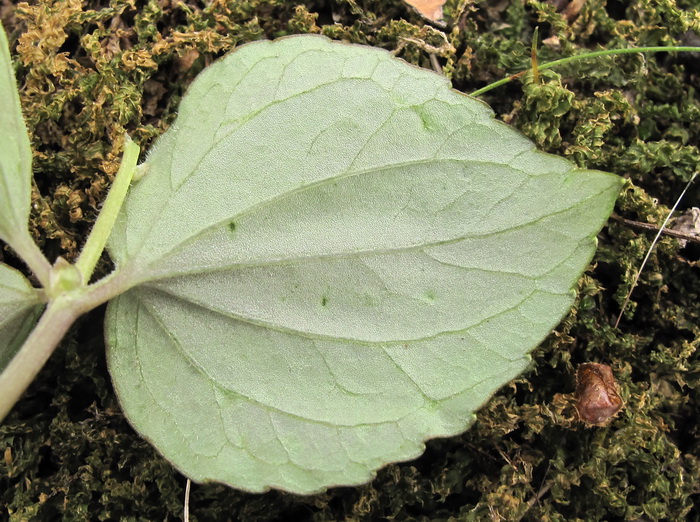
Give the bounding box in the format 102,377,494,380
0,263,43,372
0,23,33,247
105,35,622,494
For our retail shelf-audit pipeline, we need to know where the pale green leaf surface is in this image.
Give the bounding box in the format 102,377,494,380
105,35,622,493
0,23,33,247
0,263,43,372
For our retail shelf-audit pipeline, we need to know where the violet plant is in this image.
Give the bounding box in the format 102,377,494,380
0,24,637,493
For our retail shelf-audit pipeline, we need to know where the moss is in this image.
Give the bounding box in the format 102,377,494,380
2,0,700,519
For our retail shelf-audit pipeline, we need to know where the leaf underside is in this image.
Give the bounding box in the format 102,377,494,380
0,263,43,372
0,23,33,248
105,35,622,494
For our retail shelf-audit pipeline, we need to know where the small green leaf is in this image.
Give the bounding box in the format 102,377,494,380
0,23,33,248
0,264,43,372
105,35,622,494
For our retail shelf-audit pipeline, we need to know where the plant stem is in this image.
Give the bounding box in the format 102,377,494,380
74,137,140,283
0,265,138,423
0,297,80,421
9,231,52,288
470,46,700,97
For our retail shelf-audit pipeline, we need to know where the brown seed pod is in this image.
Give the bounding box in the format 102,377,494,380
574,363,623,426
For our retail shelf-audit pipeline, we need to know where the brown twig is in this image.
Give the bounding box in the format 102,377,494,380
610,214,700,245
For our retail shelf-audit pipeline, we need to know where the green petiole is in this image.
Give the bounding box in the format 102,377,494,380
74,136,140,284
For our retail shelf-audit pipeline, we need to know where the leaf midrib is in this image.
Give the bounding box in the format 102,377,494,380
131,178,611,284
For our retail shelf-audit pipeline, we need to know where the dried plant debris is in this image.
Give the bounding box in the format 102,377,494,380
402,0,445,23
575,363,624,426
549,0,586,22
672,207,700,248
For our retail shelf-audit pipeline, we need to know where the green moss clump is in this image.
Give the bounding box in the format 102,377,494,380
2,0,700,519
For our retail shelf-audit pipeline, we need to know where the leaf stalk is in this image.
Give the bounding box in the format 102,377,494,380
0,266,136,423
0,297,80,421
74,137,140,283
8,231,52,288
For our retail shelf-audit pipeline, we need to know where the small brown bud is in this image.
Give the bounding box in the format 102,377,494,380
575,363,623,426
